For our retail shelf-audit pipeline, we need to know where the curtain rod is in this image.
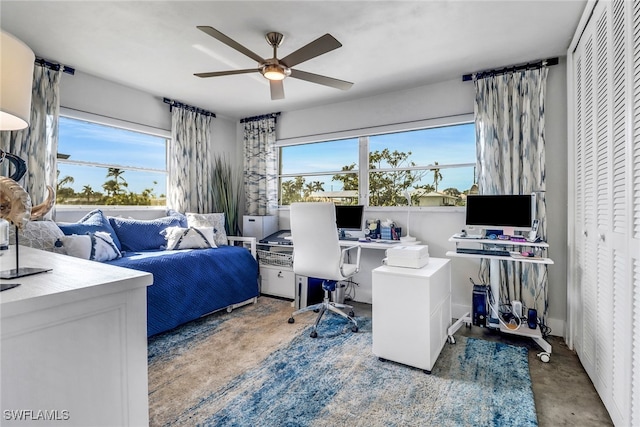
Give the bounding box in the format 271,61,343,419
462,57,559,82
35,57,75,75
240,112,281,123
163,97,216,118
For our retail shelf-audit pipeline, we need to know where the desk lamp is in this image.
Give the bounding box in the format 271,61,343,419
0,31,52,281
400,190,416,243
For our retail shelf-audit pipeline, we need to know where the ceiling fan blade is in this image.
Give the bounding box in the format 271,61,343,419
290,69,353,90
280,34,342,68
270,80,285,100
197,26,265,64
194,69,260,78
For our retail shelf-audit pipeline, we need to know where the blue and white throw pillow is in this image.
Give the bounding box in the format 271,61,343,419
57,209,122,251
56,231,122,262
186,213,228,246
162,226,216,250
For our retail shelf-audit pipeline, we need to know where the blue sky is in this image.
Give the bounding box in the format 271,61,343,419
281,123,476,192
58,118,476,197
58,117,167,195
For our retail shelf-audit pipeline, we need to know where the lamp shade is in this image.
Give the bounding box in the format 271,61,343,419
0,31,35,130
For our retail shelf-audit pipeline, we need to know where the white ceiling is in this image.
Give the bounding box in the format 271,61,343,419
0,1,586,120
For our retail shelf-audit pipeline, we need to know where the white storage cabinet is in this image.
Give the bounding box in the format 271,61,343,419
257,246,295,299
372,258,451,374
243,215,278,240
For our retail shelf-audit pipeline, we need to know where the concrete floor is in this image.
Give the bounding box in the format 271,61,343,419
457,326,613,427
348,300,613,427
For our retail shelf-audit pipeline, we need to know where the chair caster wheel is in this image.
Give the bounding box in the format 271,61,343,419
310,330,318,338
447,335,456,344
287,317,295,324
351,325,358,333
349,311,355,317
537,352,551,363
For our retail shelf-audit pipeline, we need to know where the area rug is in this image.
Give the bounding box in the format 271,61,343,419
148,297,537,427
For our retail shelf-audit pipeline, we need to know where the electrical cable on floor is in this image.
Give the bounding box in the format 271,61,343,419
343,278,359,302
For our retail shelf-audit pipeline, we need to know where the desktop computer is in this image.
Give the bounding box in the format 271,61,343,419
472,284,489,327
295,275,324,310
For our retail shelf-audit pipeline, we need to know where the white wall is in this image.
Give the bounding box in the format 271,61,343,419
273,68,568,335
59,71,240,164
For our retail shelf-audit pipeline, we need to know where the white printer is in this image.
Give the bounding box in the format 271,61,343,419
384,245,429,268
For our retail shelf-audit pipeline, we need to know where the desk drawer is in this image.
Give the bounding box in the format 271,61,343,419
260,265,295,299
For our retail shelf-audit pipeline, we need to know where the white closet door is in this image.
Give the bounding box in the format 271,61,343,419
631,1,640,424
570,0,637,425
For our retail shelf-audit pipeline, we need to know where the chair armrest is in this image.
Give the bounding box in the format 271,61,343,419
339,244,361,275
227,236,257,259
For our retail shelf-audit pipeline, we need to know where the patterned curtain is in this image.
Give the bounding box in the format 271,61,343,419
243,116,278,215
474,67,549,319
168,107,214,213
0,64,62,211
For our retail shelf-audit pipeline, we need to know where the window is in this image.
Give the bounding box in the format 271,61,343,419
278,122,476,207
57,116,168,206
279,138,359,205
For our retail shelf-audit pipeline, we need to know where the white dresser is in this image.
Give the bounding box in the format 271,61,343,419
372,258,451,374
0,246,152,426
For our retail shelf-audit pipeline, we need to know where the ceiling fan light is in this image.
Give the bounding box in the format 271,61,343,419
262,64,287,81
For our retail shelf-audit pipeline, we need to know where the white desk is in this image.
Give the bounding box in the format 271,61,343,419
257,240,418,300
445,236,554,359
339,239,411,250
1,246,152,426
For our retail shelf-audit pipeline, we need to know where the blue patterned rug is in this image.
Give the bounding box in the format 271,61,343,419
148,298,537,427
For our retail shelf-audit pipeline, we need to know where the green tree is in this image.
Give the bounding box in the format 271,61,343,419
105,168,128,195
332,164,358,191
369,149,427,206
281,176,306,205
304,181,325,198
81,185,94,202
332,150,430,206
432,161,443,192
56,170,75,202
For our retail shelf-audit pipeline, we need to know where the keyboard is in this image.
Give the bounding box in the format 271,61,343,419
340,236,360,241
456,248,511,257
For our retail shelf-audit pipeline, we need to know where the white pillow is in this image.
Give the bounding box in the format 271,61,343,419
186,213,228,246
9,220,65,254
162,226,216,250
57,231,122,262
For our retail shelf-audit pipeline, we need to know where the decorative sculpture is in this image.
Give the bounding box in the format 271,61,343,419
0,150,55,228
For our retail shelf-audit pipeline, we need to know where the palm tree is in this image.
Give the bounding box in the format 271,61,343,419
432,162,443,192
56,170,74,192
81,185,93,202
106,168,128,195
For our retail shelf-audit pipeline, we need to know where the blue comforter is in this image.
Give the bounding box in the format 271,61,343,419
107,246,259,336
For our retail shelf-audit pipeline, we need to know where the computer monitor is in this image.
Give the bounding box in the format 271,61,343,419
335,204,364,235
465,194,535,233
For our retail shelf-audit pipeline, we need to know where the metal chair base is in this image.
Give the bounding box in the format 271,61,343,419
288,290,358,337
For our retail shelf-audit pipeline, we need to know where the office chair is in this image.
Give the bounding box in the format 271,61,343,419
287,202,361,338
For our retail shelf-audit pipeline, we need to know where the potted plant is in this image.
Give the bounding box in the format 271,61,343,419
211,154,242,236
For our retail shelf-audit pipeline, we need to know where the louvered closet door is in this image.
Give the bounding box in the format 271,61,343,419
570,1,637,425
631,1,640,423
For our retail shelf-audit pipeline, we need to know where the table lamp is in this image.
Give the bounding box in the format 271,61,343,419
400,190,416,243
0,31,51,280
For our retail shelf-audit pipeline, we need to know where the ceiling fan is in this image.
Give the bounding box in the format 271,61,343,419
194,26,353,100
